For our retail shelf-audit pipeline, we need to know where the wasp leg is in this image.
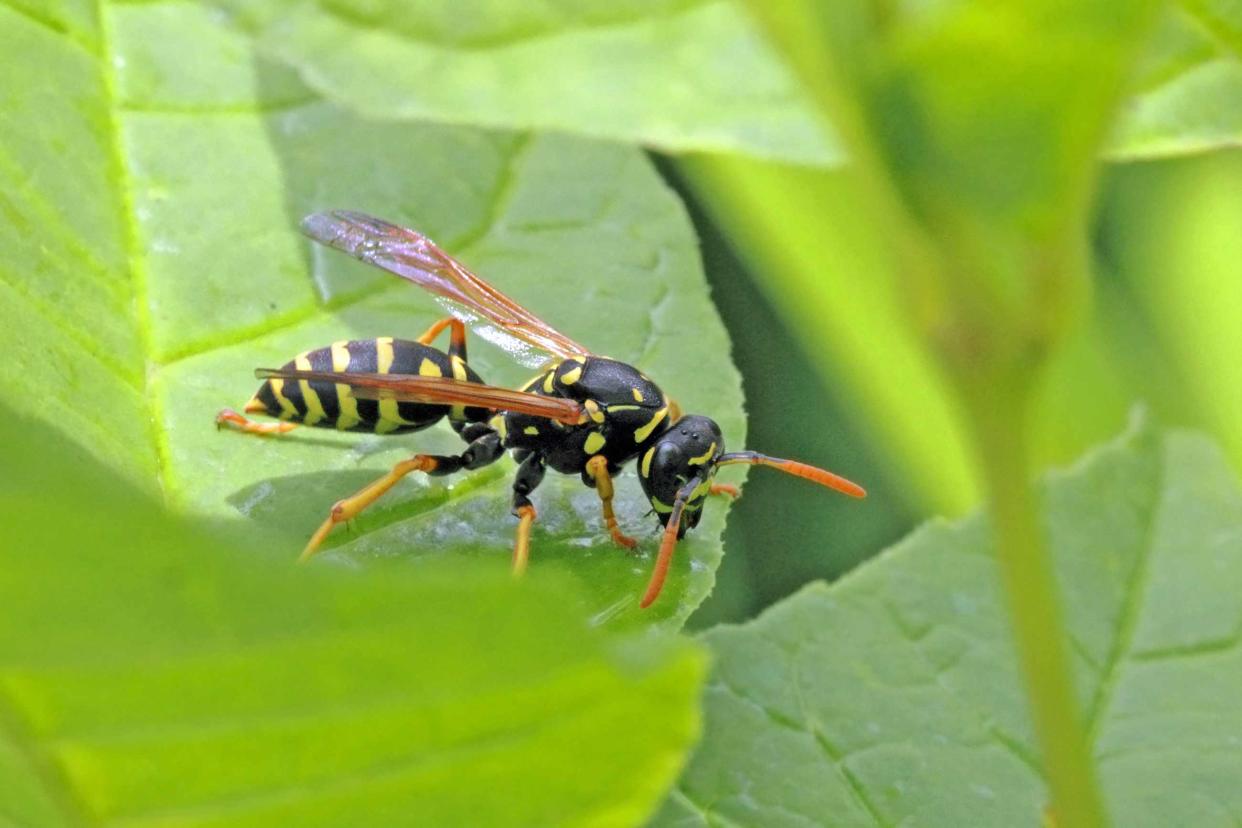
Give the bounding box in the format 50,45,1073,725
216,408,298,436
585,455,637,549
415,317,468,359
510,453,546,575
301,423,504,562
709,483,740,499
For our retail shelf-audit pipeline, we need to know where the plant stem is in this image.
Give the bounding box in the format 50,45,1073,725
964,374,1106,828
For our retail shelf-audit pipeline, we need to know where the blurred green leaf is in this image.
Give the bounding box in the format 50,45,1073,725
203,0,840,165
1101,152,1242,477
1109,7,1242,160
677,154,978,516
1178,0,1242,55
0,412,705,826
0,0,744,626
654,419,1242,827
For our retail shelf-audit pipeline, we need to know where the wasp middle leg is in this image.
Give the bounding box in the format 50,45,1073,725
509,452,546,575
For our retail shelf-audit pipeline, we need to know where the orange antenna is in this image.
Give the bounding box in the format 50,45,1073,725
639,477,701,609
715,451,866,499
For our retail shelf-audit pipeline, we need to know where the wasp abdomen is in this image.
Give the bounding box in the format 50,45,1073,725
247,337,485,433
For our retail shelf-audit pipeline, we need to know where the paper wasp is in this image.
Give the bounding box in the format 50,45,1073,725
217,211,865,607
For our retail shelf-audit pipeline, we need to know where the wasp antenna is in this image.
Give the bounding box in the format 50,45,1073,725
716,451,866,498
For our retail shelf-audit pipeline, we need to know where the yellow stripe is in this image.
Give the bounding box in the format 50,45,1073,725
269,378,298,420
449,356,469,420
652,497,673,514
631,387,645,403
633,406,667,443
641,447,655,478
376,336,395,374
607,404,640,413
560,365,582,385
295,352,326,426
543,371,555,393
584,432,606,454
491,413,508,441
331,341,360,430
379,350,437,430
524,425,540,436
688,441,717,466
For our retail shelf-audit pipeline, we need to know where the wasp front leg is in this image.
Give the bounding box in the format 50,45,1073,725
585,455,637,549
301,422,503,562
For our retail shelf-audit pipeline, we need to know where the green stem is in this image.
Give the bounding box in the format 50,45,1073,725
964,374,1106,828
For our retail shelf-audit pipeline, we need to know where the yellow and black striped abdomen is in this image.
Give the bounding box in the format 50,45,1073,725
247,337,487,434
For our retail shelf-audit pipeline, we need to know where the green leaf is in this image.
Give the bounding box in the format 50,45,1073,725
1108,7,1242,160
204,0,840,165
0,411,706,826
0,0,744,625
652,418,1242,826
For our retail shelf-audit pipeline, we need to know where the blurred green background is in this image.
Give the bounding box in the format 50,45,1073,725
676,148,1242,627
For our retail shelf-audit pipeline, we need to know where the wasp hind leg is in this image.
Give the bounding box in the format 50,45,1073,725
300,422,503,562
510,453,546,575
585,455,637,549
216,407,298,436
415,317,468,360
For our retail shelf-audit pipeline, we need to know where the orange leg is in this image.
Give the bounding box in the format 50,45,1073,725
300,455,439,562
709,483,740,499
512,504,537,576
416,317,468,353
216,408,298,436
585,455,637,549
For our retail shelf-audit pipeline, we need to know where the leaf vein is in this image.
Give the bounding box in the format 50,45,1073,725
1083,445,1166,745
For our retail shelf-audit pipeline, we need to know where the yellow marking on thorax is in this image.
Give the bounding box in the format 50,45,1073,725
633,406,668,443
688,441,717,466
269,378,298,420
560,365,582,385
543,371,556,393
584,432,606,454
524,425,540,436
631,387,645,403
491,413,508,441
330,341,361,430
294,352,326,425
641,447,656,478
584,399,606,424
607,404,640,413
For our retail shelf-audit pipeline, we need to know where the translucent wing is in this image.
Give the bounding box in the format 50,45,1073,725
301,210,591,367
255,368,584,425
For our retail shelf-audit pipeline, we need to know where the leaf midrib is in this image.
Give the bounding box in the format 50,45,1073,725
96,0,167,494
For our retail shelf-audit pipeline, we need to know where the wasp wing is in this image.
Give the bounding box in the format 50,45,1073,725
255,368,584,425
301,210,591,366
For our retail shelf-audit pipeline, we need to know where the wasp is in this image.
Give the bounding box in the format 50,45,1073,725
217,211,865,607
